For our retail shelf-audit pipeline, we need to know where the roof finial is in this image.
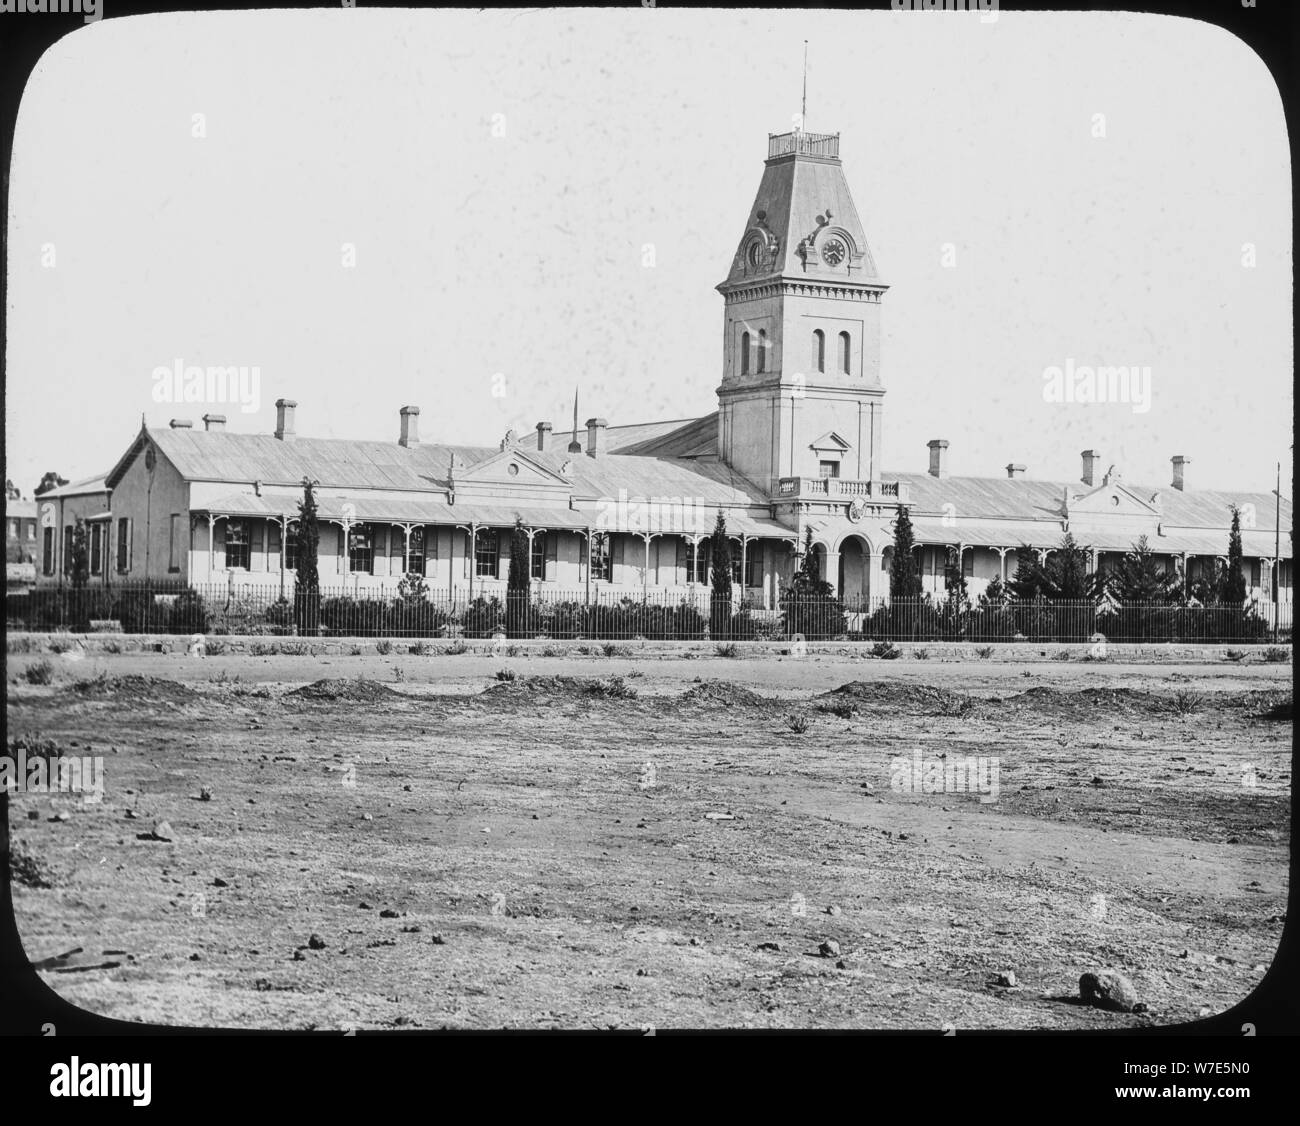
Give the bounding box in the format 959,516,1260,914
800,41,808,132
568,386,583,454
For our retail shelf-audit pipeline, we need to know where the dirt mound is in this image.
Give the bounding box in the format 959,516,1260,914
998,686,1167,714
678,680,769,707
69,675,198,705
823,682,972,714
289,678,401,703
481,675,638,701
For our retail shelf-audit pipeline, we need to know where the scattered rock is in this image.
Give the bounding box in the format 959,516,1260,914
996,971,1017,987
835,960,847,970
826,905,841,917
149,820,176,842
124,809,138,820
189,953,201,961
199,788,213,802
757,941,782,952
49,812,70,823
818,939,841,958
430,933,445,945
361,813,373,822
308,934,326,950
359,901,372,909
26,810,39,821
292,949,306,961
379,909,399,918
1079,970,1139,1012
897,833,909,841
212,877,228,888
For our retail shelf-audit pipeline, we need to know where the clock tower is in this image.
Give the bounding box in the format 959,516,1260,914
716,130,888,496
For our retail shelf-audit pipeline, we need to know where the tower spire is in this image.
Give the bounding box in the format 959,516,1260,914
567,387,582,453
800,41,808,131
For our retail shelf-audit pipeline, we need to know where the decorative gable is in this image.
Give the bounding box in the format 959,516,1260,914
1066,482,1163,518
809,431,852,454
450,448,571,497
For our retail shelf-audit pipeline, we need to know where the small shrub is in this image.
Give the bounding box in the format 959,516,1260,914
495,668,517,682
103,640,122,654
1263,647,1290,663
445,640,469,655
586,675,637,699
786,713,810,734
820,700,857,720
1224,648,1247,662
715,643,739,659
7,637,36,654
576,645,593,656
409,641,432,656
1051,650,1071,661
278,642,308,657
204,639,226,656
349,645,363,656
601,642,629,658
871,640,900,660
975,646,994,660
912,648,930,660
250,642,273,657
540,645,562,657
375,639,393,656
506,644,523,657
1171,690,1203,715
23,660,55,685
48,638,73,655
939,693,979,717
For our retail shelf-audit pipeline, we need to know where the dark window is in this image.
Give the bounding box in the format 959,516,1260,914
348,524,373,574
62,526,73,574
740,331,750,376
813,329,825,373
169,514,180,572
43,527,55,575
744,548,761,589
284,523,299,570
406,527,425,576
589,533,612,582
686,540,707,584
474,528,499,578
757,329,767,374
116,518,129,573
819,460,840,478
90,524,102,576
839,330,851,375
224,519,250,570
962,549,975,578
530,533,545,580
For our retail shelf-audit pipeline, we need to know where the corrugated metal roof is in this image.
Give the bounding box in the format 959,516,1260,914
34,474,110,500
613,413,720,458
602,418,700,453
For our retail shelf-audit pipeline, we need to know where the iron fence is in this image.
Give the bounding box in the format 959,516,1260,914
4,583,1292,643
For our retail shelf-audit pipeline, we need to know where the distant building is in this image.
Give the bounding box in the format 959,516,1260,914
37,128,1293,606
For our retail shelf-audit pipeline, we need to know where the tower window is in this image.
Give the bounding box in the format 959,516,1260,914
839,331,851,375
757,329,767,374
819,460,840,479
813,329,825,373
740,331,750,376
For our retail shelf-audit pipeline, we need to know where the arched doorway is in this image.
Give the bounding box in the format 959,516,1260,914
838,536,871,607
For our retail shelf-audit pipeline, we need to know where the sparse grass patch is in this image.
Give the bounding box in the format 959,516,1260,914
912,648,930,660
409,641,432,656
349,645,364,656
205,640,226,656
715,643,739,659
975,646,994,660
445,640,469,656
495,668,517,682
1264,647,1290,663
48,638,73,655
871,640,900,660
7,636,37,655
602,642,630,658
786,713,810,734
1051,650,1071,661
1171,690,1204,716
375,639,393,655
23,660,55,686
586,675,637,699
277,642,309,657
540,645,563,657
820,700,858,720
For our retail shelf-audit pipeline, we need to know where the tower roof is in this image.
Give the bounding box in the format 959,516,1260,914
718,131,885,292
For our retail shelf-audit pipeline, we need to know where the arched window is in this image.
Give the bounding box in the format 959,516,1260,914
757,329,767,374
813,329,825,373
740,331,750,376
839,331,851,375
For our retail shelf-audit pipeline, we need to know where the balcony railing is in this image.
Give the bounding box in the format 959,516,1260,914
767,131,840,160
776,477,907,502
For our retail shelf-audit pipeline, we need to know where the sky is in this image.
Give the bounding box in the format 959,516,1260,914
5,7,1292,499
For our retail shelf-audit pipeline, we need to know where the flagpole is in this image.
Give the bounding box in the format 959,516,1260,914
1275,460,1281,642
801,41,808,130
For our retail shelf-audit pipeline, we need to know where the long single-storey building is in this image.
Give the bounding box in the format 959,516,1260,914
31,128,1293,608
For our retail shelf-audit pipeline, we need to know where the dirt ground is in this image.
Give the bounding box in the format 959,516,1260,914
5,649,1290,1030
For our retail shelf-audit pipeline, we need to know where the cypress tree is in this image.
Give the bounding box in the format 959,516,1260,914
1224,507,1247,605
506,516,531,636
294,479,321,634
888,506,921,599
709,511,732,637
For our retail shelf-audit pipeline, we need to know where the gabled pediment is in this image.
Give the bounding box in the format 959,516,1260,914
452,448,570,487
809,431,852,454
1066,481,1162,517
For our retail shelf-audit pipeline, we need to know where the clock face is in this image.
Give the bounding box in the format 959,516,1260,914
746,240,763,268
821,238,846,266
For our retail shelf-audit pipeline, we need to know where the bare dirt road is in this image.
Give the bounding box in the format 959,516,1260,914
6,651,1290,1030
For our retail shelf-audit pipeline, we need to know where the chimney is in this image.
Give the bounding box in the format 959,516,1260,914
536,421,552,452
399,405,420,448
274,398,297,441
1081,449,1100,487
169,419,193,429
1005,463,1026,478
927,439,949,479
202,413,226,432
1171,455,1189,491
586,417,607,458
